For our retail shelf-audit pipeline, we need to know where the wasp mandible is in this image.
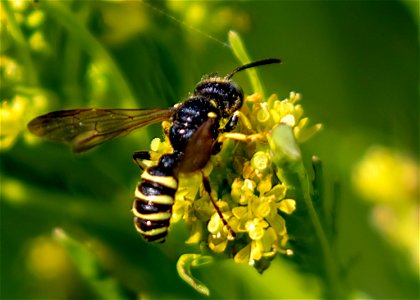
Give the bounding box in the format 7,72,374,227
28,58,281,242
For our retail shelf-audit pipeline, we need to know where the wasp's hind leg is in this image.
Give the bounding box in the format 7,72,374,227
201,173,236,240
133,151,151,170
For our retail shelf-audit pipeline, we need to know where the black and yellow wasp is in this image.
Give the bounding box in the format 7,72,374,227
28,58,281,243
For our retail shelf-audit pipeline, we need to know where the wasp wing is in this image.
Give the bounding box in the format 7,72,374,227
28,108,173,152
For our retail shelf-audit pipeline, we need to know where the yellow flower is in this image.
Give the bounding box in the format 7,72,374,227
1,95,28,149
353,146,418,203
140,90,318,272
353,146,419,271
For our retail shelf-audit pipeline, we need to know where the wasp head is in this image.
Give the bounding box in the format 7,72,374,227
193,59,281,119
194,77,244,118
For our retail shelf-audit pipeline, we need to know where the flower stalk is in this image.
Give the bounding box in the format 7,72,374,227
269,126,345,298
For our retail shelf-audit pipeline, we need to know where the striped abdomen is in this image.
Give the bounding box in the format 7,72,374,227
132,165,178,243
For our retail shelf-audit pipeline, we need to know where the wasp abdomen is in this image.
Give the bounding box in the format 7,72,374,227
132,157,178,243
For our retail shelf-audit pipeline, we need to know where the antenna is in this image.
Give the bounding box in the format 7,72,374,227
226,58,281,79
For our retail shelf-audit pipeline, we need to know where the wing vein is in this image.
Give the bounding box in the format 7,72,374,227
28,108,173,152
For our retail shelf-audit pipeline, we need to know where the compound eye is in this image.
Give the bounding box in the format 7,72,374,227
230,81,243,96
229,82,243,108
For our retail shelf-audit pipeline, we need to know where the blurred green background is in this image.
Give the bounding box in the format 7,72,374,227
1,0,418,299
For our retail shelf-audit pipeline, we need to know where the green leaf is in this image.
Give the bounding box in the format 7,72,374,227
176,254,214,296
228,31,265,98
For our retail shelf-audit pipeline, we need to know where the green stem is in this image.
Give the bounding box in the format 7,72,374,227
228,31,265,99
297,163,342,298
312,156,328,232
40,1,137,106
1,1,38,85
268,125,345,298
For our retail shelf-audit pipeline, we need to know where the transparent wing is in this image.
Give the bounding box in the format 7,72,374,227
28,108,173,152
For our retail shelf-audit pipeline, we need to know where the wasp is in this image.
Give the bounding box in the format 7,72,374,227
28,58,281,242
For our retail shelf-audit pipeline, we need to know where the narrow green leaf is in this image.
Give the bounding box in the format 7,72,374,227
228,31,265,98
176,254,213,296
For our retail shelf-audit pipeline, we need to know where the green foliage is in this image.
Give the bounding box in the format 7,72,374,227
1,1,418,299
53,228,133,300
269,126,344,298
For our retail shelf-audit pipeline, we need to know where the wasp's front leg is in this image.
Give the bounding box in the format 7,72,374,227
225,110,254,133
212,112,240,155
218,110,265,143
221,112,239,133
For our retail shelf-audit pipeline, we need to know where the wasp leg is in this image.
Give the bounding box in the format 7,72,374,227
211,141,223,155
220,110,254,137
133,151,151,170
221,112,239,133
201,173,236,240
211,111,252,155
220,110,251,133
219,132,265,143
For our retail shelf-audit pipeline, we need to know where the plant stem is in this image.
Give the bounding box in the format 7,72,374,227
297,163,343,298
269,125,346,298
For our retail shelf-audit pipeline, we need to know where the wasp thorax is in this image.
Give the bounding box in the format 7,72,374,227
194,78,244,118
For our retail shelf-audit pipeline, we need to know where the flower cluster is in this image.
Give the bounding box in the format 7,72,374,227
0,1,50,150
144,91,321,272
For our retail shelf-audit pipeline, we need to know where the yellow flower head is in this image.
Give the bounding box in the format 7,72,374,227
141,91,320,272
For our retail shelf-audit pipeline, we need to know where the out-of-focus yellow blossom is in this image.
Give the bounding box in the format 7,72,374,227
0,95,28,149
26,237,73,279
2,0,47,49
0,55,23,84
29,30,49,53
353,146,418,203
353,146,419,271
0,1,51,150
10,0,30,12
140,91,320,272
1,177,26,204
25,9,45,28
1,89,50,150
